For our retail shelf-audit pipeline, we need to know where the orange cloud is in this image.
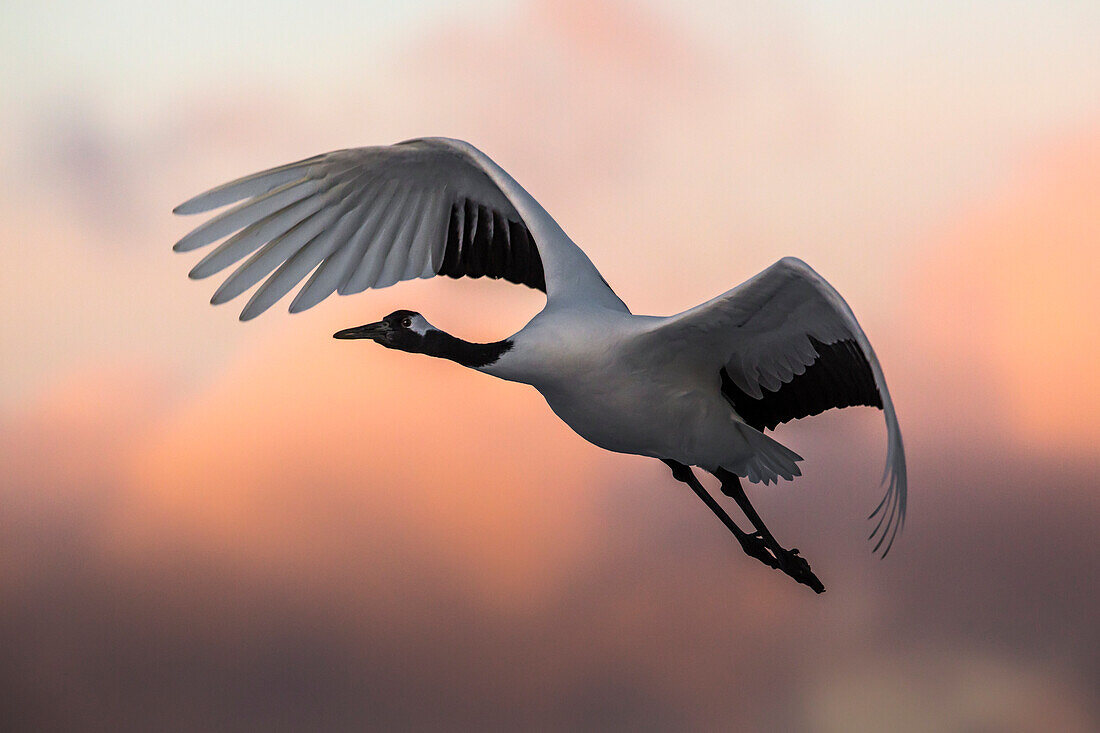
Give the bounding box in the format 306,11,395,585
904,126,1100,455
1,363,173,500
114,288,620,612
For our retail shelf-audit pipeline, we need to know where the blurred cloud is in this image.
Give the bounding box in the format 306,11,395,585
901,125,1100,456
1,0,1098,729
114,305,613,609
798,648,1097,733
3,367,1097,729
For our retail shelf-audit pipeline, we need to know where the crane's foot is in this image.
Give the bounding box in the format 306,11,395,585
776,547,825,594
737,531,780,569
739,532,825,593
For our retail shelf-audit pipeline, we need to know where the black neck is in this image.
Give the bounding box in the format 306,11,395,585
421,330,513,369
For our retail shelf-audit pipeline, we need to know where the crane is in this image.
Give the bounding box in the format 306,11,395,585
173,138,907,592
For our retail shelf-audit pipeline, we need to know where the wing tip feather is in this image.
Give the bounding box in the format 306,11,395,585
173,193,228,216
209,286,234,307
867,459,906,558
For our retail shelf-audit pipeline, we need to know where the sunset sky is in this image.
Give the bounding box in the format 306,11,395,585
2,1,1098,729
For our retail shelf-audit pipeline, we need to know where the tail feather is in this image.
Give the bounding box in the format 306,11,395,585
725,422,803,485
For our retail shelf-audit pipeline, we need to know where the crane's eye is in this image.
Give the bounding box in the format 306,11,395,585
401,317,412,328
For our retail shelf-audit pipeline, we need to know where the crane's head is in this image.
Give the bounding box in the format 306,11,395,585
333,309,434,353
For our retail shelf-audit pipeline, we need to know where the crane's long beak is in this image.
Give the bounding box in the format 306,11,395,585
333,321,389,340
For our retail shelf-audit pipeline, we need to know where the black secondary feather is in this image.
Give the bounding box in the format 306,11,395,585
720,337,883,432
438,198,545,291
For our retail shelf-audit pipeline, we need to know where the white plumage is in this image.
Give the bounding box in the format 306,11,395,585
174,137,907,592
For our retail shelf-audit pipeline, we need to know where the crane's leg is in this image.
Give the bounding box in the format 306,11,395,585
662,460,784,574
714,467,824,593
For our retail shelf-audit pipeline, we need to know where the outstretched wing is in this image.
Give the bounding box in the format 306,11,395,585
172,138,626,320
640,257,907,556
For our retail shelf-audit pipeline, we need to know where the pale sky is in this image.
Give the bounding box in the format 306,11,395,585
3,0,1097,122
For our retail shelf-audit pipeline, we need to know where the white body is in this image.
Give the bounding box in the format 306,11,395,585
487,306,796,479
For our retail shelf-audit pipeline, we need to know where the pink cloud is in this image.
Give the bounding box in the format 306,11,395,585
899,124,1100,457
112,300,617,611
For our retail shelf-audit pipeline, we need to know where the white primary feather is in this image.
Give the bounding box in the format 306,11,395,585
172,138,625,320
